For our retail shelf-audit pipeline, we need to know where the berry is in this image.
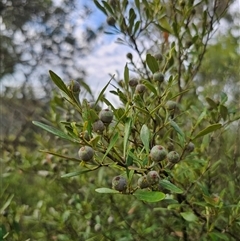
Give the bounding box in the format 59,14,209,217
99,109,114,124
68,81,80,94
153,72,164,82
166,100,177,110
138,176,149,189
87,101,101,112
107,16,116,26
109,0,117,7
129,78,138,87
78,146,94,162
147,171,160,185
135,84,146,94
126,52,133,60
150,145,167,162
153,53,163,61
167,151,180,163
112,176,127,192
186,142,195,152
167,142,174,151
92,120,105,133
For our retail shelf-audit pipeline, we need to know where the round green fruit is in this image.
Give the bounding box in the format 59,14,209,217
92,120,105,133
87,101,101,112
165,100,177,110
138,176,149,189
167,142,174,152
153,72,164,82
126,52,133,60
186,142,195,152
167,151,180,163
153,53,163,61
78,146,94,162
147,171,160,185
112,176,127,192
107,16,116,26
99,109,114,124
150,145,167,162
129,78,138,87
68,81,80,94
136,84,146,94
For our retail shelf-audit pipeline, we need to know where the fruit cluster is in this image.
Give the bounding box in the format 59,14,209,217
111,142,194,192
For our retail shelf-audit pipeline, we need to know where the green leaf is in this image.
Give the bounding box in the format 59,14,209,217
133,190,165,202
0,194,14,214
128,8,136,34
194,109,207,127
133,20,141,36
123,118,132,158
208,232,229,241
61,169,95,178
95,188,120,194
193,123,222,140
32,121,79,143
220,92,228,104
143,80,158,96
170,119,185,138
39,150,80,162
180,211,198,222
95,76,114,106
206,97,218,109
157,17,172,34
140,124,150,153
49,70,70,97
146,54,159,73
219,105,228,120
124,64,129,88
102,1,114,15
159,180,184,194
102,132,119,161
126,150,134,166
93,0,107,15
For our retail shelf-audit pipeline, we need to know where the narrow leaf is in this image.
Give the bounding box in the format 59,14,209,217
39,150,80,162
95,77,113,105
170,119,185,138
123,118,132,158
206,97,218,109
193,123,222,140
209,232,231,241
49,70,70,96
0,194,14,213
180,212,198,222
102,1,114,15
32,121,79,143
140,124,150,153
146,54,159,73
219,105,228,121
95,188,120,194
143,80,158,96
102,132,119,160
61,169,94,178
160,180,183,193
93,0,107,15
133,190,165,202
220,92,228,104
124,64,129,88
133,20,141,36
194,109,207,128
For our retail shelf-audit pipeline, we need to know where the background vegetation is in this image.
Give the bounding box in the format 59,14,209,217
1,0,239,240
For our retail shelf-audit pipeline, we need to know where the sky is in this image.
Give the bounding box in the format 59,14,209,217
1,0,239,106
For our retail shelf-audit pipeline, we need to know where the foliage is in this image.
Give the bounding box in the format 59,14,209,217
0,0,102,97
1,0,240,240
